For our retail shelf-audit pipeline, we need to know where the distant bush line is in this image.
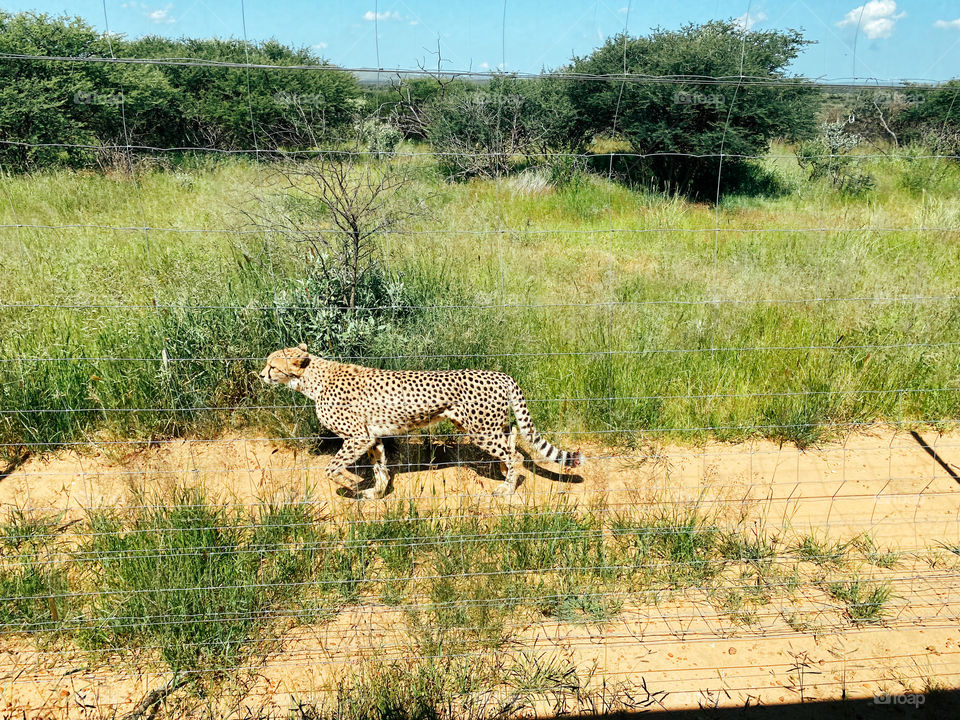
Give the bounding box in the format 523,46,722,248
4,12,956,193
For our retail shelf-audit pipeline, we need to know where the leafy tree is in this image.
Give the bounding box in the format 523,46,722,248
897,80,960,155
841,81,960,156
379,76,476,140
122,36,361,150
565,21,820,197
0,12,175,169
0,12,362,169
424,75,576,179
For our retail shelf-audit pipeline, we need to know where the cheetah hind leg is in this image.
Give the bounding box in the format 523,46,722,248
497,424,518,476
480,426,520,497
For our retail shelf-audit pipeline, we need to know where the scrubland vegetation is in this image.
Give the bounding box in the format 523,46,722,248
0,491,903,716
2,14,959,459
1,12,959,715
2,143,960,457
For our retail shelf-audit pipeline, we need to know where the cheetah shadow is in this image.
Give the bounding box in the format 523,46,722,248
334,436,584,499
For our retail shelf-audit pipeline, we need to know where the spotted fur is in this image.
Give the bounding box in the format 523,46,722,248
259,344,584,498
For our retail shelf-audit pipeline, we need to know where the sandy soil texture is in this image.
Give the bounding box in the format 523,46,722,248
2,427,960,716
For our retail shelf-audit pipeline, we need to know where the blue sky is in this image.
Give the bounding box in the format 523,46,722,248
4,1,960,82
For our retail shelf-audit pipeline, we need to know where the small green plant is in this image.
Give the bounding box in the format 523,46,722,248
356,117,404,158
720,530,779,566
784,611,822,635
539,586,623,625
503,651,583,709
851,535,901,569
896,145,955,196
417,554,512,651
828,578,891,624
271,263,416,358
611,509,721,587
316,659,449,720
720,590,760,626
795,533,848,567
796,119,874,195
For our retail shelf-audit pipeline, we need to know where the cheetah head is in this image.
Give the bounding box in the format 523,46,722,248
259,343,311,390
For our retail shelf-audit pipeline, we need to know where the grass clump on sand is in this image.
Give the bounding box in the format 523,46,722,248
0,493,900,717
0,508,71,631
291,650,652,720
828,578,892,624
79,489,325,673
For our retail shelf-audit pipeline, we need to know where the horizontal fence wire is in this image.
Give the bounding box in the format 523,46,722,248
7,646,960,686
2,386,959,414
7,419,960,448
0,52,954,85
4,224,960,237
4,294,960,313
5,341,960,363
1,138,959,161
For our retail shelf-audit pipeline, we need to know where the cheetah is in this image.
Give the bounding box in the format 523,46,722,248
259,344,584,498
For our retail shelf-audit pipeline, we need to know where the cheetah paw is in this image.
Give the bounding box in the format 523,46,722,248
493,482,516,497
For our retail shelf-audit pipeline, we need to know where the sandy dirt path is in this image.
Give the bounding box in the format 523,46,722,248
2,427,959,716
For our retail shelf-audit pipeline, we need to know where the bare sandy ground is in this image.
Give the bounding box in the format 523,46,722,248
2,426,960,716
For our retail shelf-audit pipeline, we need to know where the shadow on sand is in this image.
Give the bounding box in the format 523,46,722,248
332,436,584,498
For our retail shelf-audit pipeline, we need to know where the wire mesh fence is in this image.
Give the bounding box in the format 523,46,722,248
2,6,960,717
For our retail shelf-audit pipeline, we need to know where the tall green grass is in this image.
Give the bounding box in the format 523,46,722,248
0,508,71,630
3,145,960,455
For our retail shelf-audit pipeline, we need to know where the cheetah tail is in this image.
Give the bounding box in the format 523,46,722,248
509,380,585,469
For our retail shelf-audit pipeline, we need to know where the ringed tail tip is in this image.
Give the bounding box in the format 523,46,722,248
564,448,585,469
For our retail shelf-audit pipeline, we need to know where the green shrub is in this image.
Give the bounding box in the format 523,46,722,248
273,264,414,359
896,80,960,153
356,118,404,158
0,11,361,170
565,22,820,197
426,76,576,179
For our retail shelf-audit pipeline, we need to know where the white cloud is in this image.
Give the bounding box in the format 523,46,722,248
313,42,328,50
479,61,489,69
836,0,905,39
148,4,175,24
733,10,767,31
934,18,960,30
363,10,401,21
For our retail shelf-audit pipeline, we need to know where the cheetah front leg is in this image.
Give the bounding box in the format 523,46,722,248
325,436,377,495
360,439,391,499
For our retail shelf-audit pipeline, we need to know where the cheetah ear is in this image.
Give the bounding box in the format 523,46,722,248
297,342,308,352
292,355,311,369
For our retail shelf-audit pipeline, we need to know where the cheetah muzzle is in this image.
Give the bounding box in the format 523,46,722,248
259,343,584,499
